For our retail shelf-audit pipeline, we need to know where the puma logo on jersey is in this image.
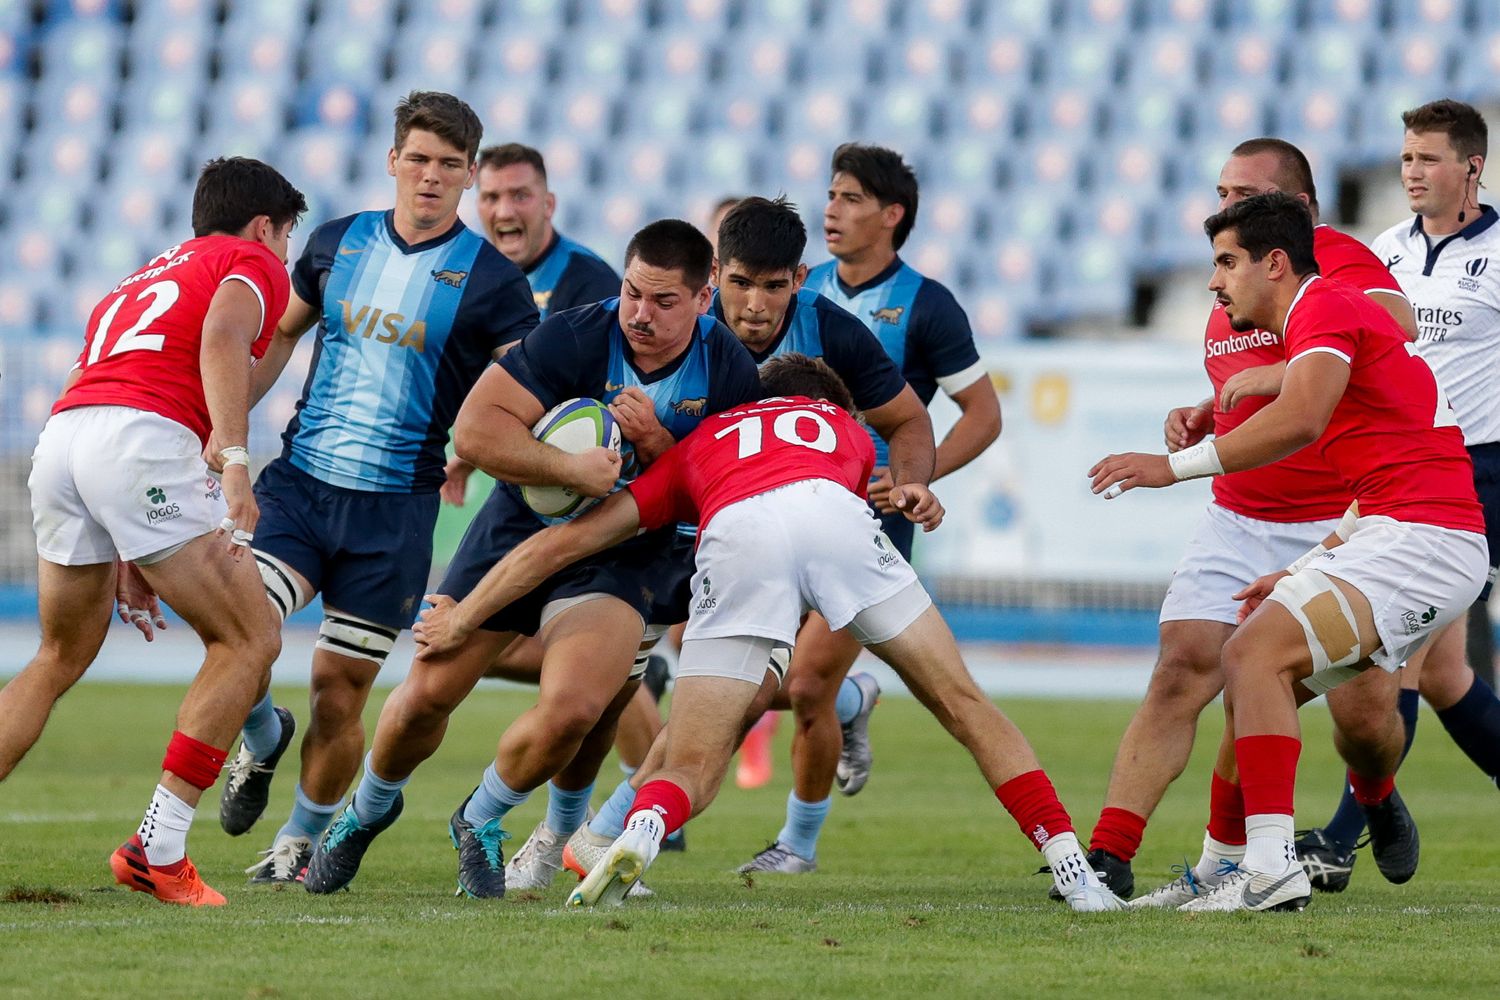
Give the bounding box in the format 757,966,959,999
869,306,905,325
338,300,428,352
673,397,707,417
431,268,468,287
533,289,553,311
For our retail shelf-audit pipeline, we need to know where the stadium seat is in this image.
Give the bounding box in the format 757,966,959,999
40,0,125,25
971,0,1055,38
1135,0,1215,30
386,28,473,94
1199,29,1284,87
1216,0,1298,31
631,28,716,86
34,18,125,84
715,37,798,88
651,0,731,32
552,26,641,88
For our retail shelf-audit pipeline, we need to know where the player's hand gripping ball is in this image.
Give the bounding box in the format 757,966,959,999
521,398,623,518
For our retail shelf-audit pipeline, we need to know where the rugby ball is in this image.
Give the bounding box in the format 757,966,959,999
521,398,622,519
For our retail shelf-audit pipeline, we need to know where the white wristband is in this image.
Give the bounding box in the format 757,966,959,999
219,446,250,469
1167,441,1224,481
1287,543,1329,574
1335,504,1359,542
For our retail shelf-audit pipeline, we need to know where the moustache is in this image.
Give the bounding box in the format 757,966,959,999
627,323,653,335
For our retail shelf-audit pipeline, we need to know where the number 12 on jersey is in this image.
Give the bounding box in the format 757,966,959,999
84,280,180,366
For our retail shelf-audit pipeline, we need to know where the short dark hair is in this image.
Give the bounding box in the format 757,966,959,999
1402,98,1488,160
394,90,484,163
477,142,547,181
1203,192,1320,277
830,143,919,250
624,219,713,290
716,196,807,273
191,157,307,238
1230,137,1319,211
759,353,857,414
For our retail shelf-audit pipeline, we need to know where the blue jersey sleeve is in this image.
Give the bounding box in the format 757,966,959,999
463,243,540,351
816,302,907,410
289,215,358,309
705,324,763,414
911,278,981,386
498,305,609,410
549,254,620,314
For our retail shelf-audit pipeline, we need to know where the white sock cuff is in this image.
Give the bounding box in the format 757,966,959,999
1244,813,1295,841
1203,832,1247,859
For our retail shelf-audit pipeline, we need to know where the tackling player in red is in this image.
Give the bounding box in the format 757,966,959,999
0,157,306,906
1090,193,1488,912
415,354,1124,912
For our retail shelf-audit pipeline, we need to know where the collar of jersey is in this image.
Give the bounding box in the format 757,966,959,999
1407,204,1499,241
710,291,799,363
830,254,905,298
522,230,564,275
382,210,467,255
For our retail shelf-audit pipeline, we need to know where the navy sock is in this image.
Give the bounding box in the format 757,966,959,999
1437,675,1500,779
1324,688,1422,852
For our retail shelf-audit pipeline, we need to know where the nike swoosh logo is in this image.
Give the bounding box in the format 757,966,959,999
1241,869,1303,908
1386,255,1403,267
338,247,367,256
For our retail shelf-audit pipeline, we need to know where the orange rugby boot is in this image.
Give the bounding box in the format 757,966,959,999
110,835,227,907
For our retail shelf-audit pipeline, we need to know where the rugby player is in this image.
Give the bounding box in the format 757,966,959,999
1078,139,1421,902
731,143,999,875
303,220,761,898
1,157,305,905
214,92,539,885
1090,192,1488,912
415,354,1122,912
552,196,935,883
1300,98,1500,883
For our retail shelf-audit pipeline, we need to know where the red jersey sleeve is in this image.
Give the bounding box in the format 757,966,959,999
625,443,691,531
1316,228,1405,296
222,244,292,354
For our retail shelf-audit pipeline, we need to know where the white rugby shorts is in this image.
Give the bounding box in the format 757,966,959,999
1308,515,1489,672
682,478,931,658
29,405,225,565
1159,502,1342,626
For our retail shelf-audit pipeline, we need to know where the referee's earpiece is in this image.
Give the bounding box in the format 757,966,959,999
1469,161,1478,176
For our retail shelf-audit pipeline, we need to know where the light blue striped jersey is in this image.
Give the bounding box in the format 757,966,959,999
282,211,537,492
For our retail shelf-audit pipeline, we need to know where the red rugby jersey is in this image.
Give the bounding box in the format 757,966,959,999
627,396,876,533
1206,225,1404,521
54,235,289,444
1280,276,1483,533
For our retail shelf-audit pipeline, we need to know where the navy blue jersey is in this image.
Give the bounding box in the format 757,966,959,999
523,231,620,319
711,287,907,412
284,211,538,492
501,298,761,444
807,257,984,465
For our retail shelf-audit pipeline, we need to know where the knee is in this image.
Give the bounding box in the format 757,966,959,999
785,670,836,716
1144,645,1222,710
308,674,372,733
538,697,608,746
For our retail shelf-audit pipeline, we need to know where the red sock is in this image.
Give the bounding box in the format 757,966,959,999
161,731,227,791
1234,734,1301,817
1088,806,1147,861
1347,769,1395,806
627,779,692,837
995,770,1074,851
1206,771,1246,844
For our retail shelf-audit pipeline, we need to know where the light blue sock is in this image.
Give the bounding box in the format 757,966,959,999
352,752,408,826
776,792,831,860
277,784,340,841
589,778,636,838
463,763,530,826
544,781,594,837
834,677,863,726
241,693,283,761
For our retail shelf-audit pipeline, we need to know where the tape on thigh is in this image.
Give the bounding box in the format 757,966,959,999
255,550,309,622
1266,569,1366,695
317,611,398,665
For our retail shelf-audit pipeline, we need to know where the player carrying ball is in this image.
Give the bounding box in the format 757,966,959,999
415,354,1123,912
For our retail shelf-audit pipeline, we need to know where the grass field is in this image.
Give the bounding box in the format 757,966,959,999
2,682,1499,999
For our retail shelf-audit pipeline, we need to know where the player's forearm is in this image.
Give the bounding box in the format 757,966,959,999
1208,398,1322,474
201,325,254,451
933,397,1000,480
249,330,299,408
452,514,630,632
883,412,936,487
454,409,569,487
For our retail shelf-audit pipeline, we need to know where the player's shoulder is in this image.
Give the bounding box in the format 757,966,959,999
556,232,616,270
805,260,837,290
1314,224,1380,262
1370,217,1416,254
909,268,972,331
548,297,618,338
465,228,528,285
